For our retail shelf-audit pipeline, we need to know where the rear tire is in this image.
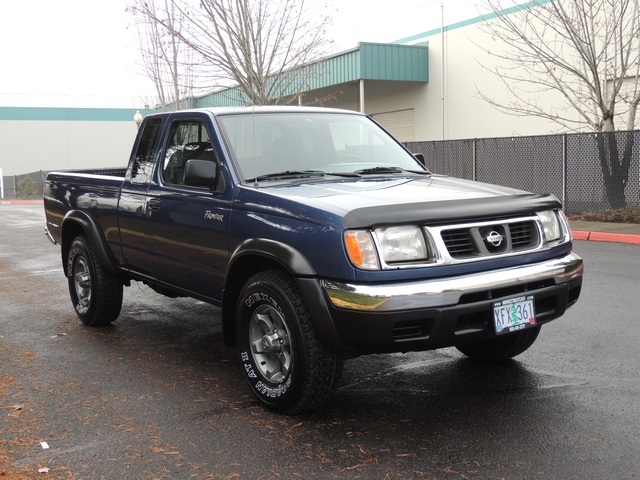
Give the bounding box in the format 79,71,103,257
456,325,541,362
66,235,123,326
236,270,342,414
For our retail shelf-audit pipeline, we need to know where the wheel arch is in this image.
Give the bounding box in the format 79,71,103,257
222,238,317,347
61,210,119,276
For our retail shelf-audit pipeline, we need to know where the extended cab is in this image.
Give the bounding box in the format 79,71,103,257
44,107,583,413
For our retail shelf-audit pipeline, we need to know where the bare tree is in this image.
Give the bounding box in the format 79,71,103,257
476,0,640,209
137,0,332,106
128,0,194,111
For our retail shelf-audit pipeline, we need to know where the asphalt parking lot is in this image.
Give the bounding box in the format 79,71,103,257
1,204,639,479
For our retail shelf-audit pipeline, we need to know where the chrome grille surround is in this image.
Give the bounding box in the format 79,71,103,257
367,213,571,270
426,215,563,266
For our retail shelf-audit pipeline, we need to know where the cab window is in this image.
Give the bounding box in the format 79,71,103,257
162,120,216,186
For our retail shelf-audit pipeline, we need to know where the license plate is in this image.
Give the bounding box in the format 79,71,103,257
493,295,536,335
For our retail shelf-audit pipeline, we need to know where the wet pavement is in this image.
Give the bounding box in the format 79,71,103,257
1,204,639,479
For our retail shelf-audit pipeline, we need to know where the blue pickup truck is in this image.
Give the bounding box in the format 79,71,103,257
44,106,583,413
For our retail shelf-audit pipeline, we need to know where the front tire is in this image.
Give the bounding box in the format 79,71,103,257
456,325,541,362
66,235,123,326
236,270,342,414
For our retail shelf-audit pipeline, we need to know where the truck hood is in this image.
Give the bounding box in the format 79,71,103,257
280,174,521,205
259,174,561,227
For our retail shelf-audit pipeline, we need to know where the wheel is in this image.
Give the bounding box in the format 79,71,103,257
236,270,343,414
455,325,541,362
66,235,123,326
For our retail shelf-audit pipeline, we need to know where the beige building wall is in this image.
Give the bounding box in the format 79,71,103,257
427,15,568,140
0,119,139,176
391,2,640,141
311,9,573,142
387,13,571,141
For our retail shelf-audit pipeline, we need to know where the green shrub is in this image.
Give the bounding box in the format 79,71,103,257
17,177,37,199
568,206,640,224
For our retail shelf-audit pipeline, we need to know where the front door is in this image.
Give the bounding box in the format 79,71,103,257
142,114,232,301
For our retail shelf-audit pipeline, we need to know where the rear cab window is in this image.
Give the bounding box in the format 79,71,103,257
129,117,163,184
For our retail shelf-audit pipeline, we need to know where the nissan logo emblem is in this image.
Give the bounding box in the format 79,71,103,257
485,231,504,247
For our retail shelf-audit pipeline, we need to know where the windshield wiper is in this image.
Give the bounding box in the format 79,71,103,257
324,171,361,177
354,166,405,175
247,170,326,182
354,166,431,176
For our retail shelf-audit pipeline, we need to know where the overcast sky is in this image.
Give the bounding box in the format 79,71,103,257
0,0,486,109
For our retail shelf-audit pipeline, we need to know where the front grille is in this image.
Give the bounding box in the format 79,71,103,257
441,229,474,256
510,221,536,249
436,218,540,260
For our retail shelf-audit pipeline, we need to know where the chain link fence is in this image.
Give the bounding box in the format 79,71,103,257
407,130,640,213
1,171,48,200
3,131,640,214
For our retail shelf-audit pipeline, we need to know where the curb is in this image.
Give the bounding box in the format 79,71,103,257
0,199,44,205
572,230,640,245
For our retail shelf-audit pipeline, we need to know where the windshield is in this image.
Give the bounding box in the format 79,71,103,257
216,111,427,182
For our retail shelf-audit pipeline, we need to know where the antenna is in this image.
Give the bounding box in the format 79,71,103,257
252,104,258,188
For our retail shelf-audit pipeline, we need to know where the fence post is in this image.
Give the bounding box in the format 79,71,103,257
562,134,568,211
40,170,45,198
472,138,477,182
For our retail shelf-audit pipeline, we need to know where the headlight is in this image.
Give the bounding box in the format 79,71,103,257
344,226,429,270
537,210,564,243
375,225,428,264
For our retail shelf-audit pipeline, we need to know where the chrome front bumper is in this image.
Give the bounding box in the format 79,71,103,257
323,252,583,312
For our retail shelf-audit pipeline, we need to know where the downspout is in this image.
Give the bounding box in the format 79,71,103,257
359,79,365,113
441,0,445,139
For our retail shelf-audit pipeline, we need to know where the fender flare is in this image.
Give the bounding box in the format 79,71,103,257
222,239,345,351
227,237,317,278
61,210,119,275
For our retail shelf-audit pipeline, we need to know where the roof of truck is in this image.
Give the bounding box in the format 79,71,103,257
151,105,365,117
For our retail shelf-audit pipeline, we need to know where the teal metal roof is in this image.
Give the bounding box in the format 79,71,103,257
316,42,429,84
197,42,429,107
0,107,150,122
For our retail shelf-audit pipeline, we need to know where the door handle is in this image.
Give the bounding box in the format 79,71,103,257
147,198,161,211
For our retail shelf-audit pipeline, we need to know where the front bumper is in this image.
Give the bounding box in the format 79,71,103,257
320,253,583,353
324,253,582,311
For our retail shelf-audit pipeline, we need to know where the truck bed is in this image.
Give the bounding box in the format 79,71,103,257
43,169,126,247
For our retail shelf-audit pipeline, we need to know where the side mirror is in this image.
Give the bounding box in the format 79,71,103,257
184,159,218,188
413,153,425,165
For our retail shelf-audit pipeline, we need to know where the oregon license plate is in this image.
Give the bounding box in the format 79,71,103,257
493,295,536,335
